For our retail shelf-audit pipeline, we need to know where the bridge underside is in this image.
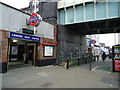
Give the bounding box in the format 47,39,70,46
64,17,120,35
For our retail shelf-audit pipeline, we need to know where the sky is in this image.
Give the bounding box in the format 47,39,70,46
99,33,117,48
0,0,30,9
0,0,118,48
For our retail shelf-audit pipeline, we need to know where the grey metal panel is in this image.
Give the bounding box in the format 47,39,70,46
2,4,10,30
22,14,30,28
1,3,30,31
0,4,2,29
118,1,120,17
37,21,54,39
9,8,20,31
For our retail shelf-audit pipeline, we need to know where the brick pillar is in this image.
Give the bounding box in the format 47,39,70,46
0,30,8,73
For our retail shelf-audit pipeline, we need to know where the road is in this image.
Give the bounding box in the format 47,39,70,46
1,58,120,88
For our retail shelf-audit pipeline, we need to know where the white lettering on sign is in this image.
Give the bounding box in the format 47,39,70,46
11,34,23,38
24,36,30,39
32,37,39,40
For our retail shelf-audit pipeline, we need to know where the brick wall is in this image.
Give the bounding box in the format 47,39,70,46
0,30,8,63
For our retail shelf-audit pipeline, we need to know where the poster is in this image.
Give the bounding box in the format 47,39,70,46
11,46,18,55
44,46,53,56
113,45,120,71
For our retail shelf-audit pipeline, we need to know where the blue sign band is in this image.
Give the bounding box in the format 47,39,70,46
28,17,39,23
9,32,40,42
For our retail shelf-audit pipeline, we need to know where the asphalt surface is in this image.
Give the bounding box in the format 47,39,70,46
1,58,120,88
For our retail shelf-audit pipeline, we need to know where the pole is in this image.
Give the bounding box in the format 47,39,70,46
114,33,116,45
34,0,37,34
89,43,92,70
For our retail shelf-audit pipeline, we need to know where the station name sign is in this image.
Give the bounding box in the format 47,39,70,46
9,32,40,42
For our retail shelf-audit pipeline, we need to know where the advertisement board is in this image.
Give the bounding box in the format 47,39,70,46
112,45,120,72
44,46,54,56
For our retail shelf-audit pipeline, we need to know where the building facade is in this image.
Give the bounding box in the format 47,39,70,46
0,2,57,73
23,0,120,63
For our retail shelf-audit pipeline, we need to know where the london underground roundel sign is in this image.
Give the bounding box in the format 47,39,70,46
27,13,41,27
91,40,96,44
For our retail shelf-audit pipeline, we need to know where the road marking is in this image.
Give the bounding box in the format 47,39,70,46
37,72,50,77
109,84,113,87
92,66,100,71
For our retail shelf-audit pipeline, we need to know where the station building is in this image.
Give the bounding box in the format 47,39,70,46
0,2,57,73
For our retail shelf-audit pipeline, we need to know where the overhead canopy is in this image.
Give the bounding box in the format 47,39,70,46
64,17,120,35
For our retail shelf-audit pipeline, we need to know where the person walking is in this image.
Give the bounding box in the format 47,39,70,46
102,52,107,61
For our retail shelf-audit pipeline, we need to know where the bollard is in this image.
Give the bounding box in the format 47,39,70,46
78,58,80,66
66,58,69,69
94,56,96,61
97,56,99,61
90,56,92,70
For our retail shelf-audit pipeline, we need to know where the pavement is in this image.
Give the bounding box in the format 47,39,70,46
1,58,120,88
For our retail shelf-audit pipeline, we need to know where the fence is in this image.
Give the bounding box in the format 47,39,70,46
59,51,99,69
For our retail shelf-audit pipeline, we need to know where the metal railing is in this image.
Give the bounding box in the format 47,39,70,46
59,51,99,69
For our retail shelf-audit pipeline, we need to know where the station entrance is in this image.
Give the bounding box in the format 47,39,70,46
8,38,39,70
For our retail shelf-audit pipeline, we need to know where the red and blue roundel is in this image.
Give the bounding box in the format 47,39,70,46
27,13,40,27
91,40,96,44
88,40,96,44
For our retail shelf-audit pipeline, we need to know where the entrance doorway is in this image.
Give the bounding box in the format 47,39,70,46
27,45,34,65
8,39,38,70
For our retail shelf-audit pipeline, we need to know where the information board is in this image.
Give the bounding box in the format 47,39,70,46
44,46,54,56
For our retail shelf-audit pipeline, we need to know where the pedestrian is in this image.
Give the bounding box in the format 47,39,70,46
102,52,107,61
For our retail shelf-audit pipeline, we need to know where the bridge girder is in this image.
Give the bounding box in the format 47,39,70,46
64,17,120,35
